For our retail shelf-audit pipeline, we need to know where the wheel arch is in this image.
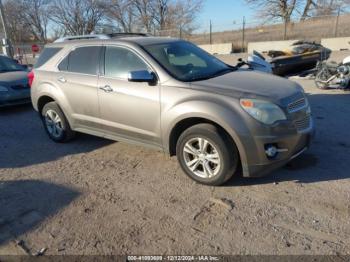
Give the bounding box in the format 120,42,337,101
35,92,74,128
37,95,55,114
165,112,249,170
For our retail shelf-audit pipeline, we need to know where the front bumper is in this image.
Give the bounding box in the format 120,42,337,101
241,119,315,177
0,89,31,107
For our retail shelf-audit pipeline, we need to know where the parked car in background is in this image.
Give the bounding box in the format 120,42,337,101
0,55,30,107
30,35,314,186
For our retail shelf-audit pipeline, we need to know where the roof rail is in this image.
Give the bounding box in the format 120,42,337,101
106,33,150,38
54,34,111,43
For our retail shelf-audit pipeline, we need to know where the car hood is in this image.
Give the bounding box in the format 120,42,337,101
191,70,303,102
0,71,28,87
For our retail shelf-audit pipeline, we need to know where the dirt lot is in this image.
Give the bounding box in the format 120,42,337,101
1,53,350,256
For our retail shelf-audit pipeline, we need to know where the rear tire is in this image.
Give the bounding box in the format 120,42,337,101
176,123,239,186
41,102,75,143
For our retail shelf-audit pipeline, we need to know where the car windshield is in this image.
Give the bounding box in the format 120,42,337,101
143,41,235,82
0,56,25,73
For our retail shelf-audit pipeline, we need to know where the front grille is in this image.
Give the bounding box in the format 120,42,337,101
288,98,307,113
295,114,311,132
11,84,30,90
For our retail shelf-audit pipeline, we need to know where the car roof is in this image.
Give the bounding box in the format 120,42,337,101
47,36,182,48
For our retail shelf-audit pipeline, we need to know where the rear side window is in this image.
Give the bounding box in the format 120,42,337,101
58,56,68,71
34,47,62,68
59,46,101,75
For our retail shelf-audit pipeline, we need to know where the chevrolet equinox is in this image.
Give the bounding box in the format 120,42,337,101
30,35,314,186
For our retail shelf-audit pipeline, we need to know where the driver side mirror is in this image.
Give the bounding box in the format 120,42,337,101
128,70,156,85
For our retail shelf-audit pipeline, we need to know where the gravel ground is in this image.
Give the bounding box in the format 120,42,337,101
0,52,350,256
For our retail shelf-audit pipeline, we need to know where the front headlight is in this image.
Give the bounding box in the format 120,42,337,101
0,86,8,92
240,99,287,125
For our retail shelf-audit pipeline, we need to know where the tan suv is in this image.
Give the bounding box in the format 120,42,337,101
30,34,314,186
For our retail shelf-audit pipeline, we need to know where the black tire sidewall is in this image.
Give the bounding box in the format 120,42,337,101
41,102,71,143
176,124,239,186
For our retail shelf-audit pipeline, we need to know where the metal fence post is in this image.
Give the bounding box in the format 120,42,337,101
179,26,182,39
334,8,340,37
242,16,246,53
283,20,288,40
209,20,212,45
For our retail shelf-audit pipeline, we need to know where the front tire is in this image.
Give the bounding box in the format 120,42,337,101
41,102,75,143
176,123,239,186
315,67,331,89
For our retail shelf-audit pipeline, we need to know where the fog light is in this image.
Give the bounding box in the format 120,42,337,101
265,144,289,159
265,145,278,158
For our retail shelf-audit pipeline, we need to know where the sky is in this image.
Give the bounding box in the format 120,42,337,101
197,0,255,31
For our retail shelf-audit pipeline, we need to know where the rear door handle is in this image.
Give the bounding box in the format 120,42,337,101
57,76,66,83
99,85,113,93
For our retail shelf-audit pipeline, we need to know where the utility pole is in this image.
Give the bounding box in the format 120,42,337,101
0,0,8,39
0,0,12,57
242,16,246,53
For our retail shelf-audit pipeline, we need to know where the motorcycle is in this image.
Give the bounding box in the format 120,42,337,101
237,51,273,74
314,55,350,89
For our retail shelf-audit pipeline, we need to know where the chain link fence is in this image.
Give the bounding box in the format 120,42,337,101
2,13,349,63
10,43,44,65
156,13,350,52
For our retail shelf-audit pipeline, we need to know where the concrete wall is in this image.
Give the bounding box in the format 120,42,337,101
321,37,350,51
198,43,233,55
247,40,298,54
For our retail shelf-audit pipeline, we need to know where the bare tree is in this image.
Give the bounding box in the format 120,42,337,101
300,0,316,20
51,26,66,41
2,0,49,43
131,0,202,32
20,0,49,42
100,0,138,32
311,0,347,16
151,0,169,30
247,0,350,22
2,0,28,44
4,0,202,40
131,0,155,32
165,0,203,32
245,0,298,23
298,0,350,19
49,0,104,35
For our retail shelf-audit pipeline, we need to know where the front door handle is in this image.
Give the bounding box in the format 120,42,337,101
99,85,113,93
57,76,66,83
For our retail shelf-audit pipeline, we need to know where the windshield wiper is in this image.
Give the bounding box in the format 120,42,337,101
210,67,236,78
190,67,235,82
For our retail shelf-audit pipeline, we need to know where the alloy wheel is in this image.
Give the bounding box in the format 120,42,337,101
183,137,221,179
45,109,63,138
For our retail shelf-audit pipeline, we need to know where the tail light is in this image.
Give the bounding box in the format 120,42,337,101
28,71,34,87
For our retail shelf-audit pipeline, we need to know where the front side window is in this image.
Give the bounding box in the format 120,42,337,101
58,46,101,75
143,41,234,82
104,46,149,79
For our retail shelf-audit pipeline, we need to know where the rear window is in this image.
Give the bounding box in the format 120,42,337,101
58,46,101,75
34,47,62,68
